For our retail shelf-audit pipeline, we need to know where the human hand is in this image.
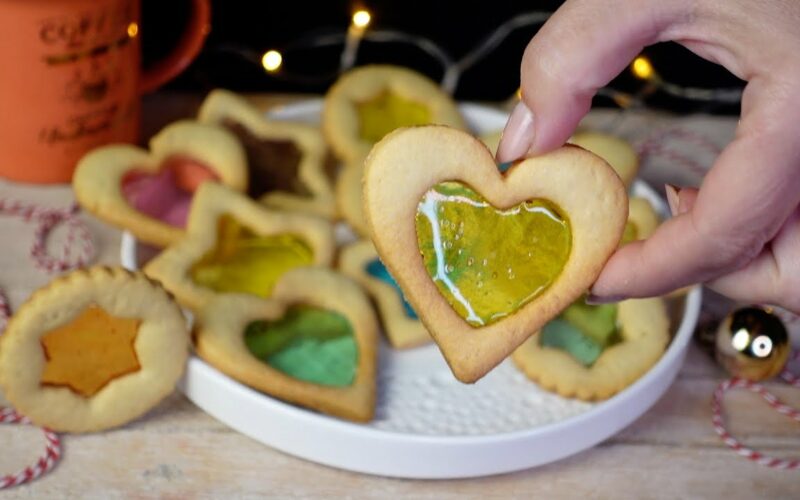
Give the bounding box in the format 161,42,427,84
496,0,800,312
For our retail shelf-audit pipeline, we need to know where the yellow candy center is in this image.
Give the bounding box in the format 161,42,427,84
191,215,314,297
416,181,571,327
620,221,638,246
357,91,431,143
40,305,141,397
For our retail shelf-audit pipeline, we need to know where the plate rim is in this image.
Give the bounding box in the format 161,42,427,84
120,100,703,477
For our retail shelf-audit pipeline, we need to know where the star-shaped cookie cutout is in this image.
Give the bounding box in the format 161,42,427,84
198,89,337,219
40,305,141,397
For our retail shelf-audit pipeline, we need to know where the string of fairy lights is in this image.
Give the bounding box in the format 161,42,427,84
250,8,743,109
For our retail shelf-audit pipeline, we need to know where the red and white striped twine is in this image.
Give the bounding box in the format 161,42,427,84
0,197,94,488
0,408,62,490
711,351,800,470
0,199,94,273
636,126,723,178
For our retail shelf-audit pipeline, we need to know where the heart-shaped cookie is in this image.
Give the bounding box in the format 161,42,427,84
195,267,378,422
144,182,335,312
364,126,628,382
512,296,669,400
198,90,337,219
339,239,430,349
73,121,248,248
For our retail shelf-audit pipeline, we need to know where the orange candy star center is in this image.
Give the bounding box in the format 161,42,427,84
40,305,142,397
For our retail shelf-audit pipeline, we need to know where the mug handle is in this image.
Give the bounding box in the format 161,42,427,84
139,0,212,94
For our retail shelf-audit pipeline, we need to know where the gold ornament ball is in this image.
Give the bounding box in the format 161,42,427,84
715,307,790,381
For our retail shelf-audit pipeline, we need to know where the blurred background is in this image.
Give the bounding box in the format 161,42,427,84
143,0,743,114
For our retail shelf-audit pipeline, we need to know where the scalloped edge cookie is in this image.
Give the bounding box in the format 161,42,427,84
195,267,378,422
512,297,670,401
144,182,336,312
0,266,189,432
198,89,337,219
339,240,430,349
73,120,248,248
364,126,628,383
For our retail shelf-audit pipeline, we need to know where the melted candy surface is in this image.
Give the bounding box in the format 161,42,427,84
540,301,619,367
620,221,638,246
416,181,571,327
357,92,431,144
244,306,357,386
40,305,141,397
121,154,218,227
191,215,313,297
365,258,417,319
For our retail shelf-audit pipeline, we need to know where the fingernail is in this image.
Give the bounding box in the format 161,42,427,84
496,101,535,163
664,183,680,216
585,293,627,305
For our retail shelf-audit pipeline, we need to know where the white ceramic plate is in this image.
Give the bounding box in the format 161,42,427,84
121,101,702,479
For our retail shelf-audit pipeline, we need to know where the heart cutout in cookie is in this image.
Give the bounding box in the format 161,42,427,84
196,268,378,422
364,126,628,382
144,182,335,312
74,120,248,247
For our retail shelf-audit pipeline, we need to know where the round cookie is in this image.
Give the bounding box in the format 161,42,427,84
195,267,378,422
363,125,628,383
74,120,248,248
512,297,670,401
144,182,335,312
339,240,430,349
0,267,189,432
570,131,639,187
622,196,660,245
198,89,337,219
322,64,466,163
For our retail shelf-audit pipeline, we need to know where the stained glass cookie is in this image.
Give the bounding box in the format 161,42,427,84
324,65,466,234
198,89,337,219
0,267,189,432
512,297,670,400
74,120,248,247
195,267,378,422
339,240,430,349
363,126,628,382
570,131,639,188
322,65,465,163
144,182,335,312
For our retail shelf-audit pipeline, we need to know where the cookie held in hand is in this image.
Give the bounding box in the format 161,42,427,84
363,126,628,382
195,267,378,422
73,120,248,247
0,267,189,432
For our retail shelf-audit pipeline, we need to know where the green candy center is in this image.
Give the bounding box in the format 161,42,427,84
415,181,571,327
244,306,357,387
540,301,620,367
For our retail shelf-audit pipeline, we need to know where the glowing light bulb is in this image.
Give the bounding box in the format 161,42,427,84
631,56,655,80
127,22,139,38
261,50,282,73
352,10,371,29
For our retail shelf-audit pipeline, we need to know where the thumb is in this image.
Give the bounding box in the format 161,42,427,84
497,0,691,162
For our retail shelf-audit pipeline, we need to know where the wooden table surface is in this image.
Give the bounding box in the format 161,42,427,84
1,93,799,499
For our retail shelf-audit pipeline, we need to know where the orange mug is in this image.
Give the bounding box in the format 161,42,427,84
0,0,211,184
